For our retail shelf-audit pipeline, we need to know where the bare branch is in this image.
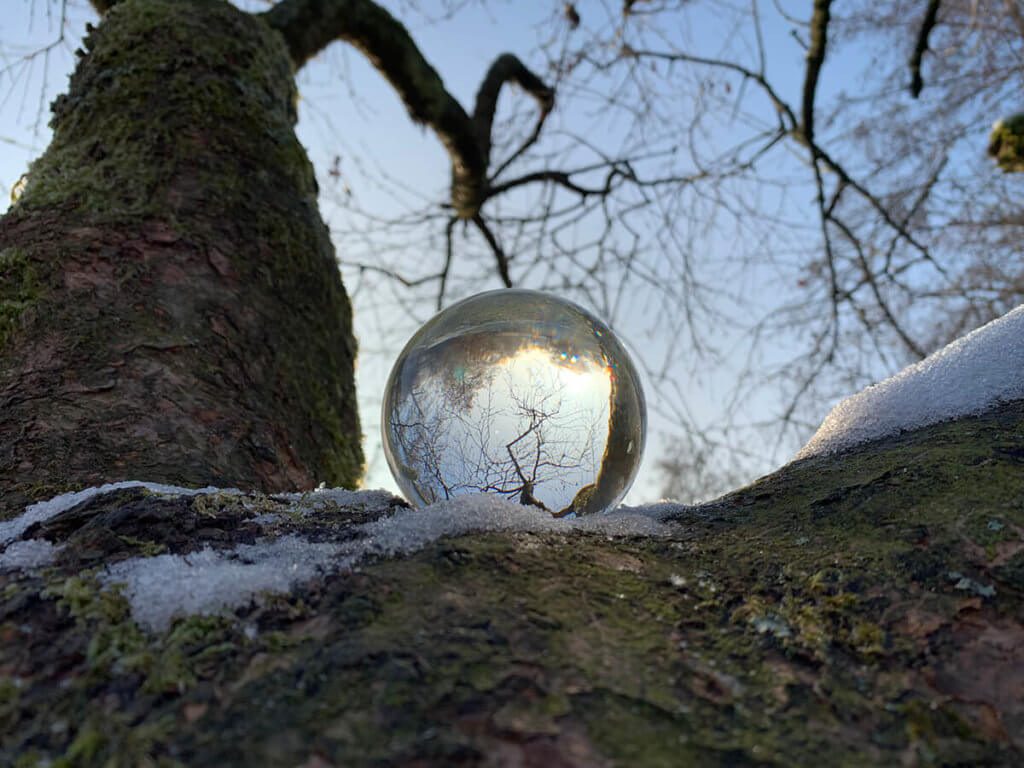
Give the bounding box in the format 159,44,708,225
262,0,553,221
909,0,942,98
437,217,457,310
474,53,554,169
488,169,617,199
620,47,798,129
472,214,513,287
802,0,832,144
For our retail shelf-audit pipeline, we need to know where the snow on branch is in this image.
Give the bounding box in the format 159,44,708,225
1,485,679,631
797,305,1024,459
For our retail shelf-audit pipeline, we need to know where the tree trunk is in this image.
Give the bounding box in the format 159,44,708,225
0,0,362,516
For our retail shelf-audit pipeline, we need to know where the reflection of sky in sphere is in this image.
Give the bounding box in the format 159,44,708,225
395,343,610,511
383,289,646,516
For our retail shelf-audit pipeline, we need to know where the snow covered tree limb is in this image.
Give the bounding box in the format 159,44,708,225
4,399,1024,763
262,0,553,220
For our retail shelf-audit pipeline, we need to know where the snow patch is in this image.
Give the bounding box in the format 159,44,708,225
354,493,672,560
100,491,673,631
797,305,1024,459
0,481,237,547
0,539,63,570
102,535,341,632
277,486,401,515
0,481,240,571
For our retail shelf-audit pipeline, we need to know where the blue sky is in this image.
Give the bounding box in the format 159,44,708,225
0,1,853,502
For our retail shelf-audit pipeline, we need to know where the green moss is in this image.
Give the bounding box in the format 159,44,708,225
7,403,1024,764
116,534,167,556
53,715,180,768
142,616,238,695
42,575,241,695
0,248,39,352
989,114,1024,173
43,575,149,680
18,0,310,218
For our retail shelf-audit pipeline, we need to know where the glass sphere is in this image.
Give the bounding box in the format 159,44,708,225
382,289,646,516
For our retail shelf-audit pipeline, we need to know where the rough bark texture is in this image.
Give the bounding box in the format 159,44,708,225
0,0,363,516
3,401,1024,766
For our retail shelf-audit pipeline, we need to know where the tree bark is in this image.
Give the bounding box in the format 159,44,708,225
2,401,1023,765
0,0,362,515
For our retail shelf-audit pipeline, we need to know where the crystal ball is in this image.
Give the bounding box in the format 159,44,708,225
382,289,646,516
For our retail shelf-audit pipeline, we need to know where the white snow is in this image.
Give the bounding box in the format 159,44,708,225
797,304,1024,459
95,491,673,631
0,481,240,571
4,480,675,630
0,538,63,569
102,535,342,631
279,486,403,516
353,493,673,560
0,481,237,547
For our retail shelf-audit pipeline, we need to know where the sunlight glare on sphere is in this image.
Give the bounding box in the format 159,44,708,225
382,289,646,516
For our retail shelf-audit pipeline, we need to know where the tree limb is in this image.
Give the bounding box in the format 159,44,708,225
802,0,832,144
909,0,941,98
88,0,121,13
474,54,554,173
472,214,512,287
262,0,553,220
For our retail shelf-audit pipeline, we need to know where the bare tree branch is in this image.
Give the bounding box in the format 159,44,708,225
474,53,554,171
262,0,553,220
802,0,833,144
472,214,512,287
909,0,941,98
1005,0,1024,40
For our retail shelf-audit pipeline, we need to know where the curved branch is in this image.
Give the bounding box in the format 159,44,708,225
909,0,941,98
474,53,554,170
262,0,553,221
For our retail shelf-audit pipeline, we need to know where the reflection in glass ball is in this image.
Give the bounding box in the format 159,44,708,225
382,289,646,516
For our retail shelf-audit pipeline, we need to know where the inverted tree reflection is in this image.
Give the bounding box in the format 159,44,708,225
389,341,610,515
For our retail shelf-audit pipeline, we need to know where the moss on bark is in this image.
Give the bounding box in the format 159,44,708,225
0,0,362,514
989,114,1024,173
3,401,1024,765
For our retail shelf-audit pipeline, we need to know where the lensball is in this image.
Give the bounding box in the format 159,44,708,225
382,289,646,516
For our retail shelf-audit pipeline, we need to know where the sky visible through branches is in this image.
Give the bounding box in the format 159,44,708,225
2,0,1015,503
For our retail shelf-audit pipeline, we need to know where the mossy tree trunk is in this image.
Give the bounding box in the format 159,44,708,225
0,0,554,517
0,0,363,514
